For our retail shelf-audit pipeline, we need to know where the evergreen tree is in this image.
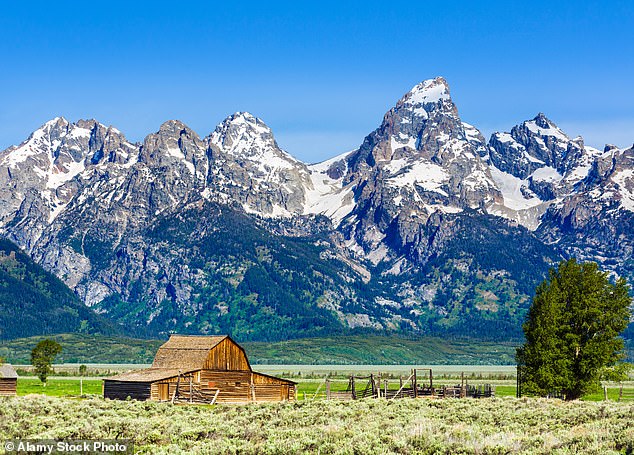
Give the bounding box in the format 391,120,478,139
30,339,62,385
517,259,631,400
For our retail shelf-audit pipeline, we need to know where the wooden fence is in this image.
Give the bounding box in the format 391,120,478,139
323,369,494,401
619,384,634,402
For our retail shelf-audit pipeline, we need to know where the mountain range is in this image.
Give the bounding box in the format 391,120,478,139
1,76,632,341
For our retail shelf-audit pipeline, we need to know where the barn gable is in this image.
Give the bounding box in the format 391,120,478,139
151,335,251,371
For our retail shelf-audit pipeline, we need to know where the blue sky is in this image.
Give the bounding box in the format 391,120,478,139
1,1,632,162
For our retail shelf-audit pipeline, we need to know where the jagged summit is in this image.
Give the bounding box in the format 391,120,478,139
524,113,570,141
226,111,261,123
487,112,608,230
209,111,281,159
533,112,550,126
213,111,272,135
399,76,451,107
157,119,195,133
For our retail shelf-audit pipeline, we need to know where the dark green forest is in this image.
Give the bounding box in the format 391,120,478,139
0,239,118,340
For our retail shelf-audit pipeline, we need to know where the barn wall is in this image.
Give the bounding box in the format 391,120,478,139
0,378,17,396
151,370,295,403
251,372,296,400
199,370,251,402
150,374,195,401
253,383,295,402
203,338,250,371
103,381,151,401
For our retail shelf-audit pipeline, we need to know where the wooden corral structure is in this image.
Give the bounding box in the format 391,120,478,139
103,335,296,403
618,384,634,402
0,363,18,396
325,369,494,400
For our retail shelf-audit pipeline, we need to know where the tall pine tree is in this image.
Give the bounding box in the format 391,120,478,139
517,259,631,400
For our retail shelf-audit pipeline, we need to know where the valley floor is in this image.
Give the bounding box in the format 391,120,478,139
12,376,634,402
0,334,520,365
1,395,633,454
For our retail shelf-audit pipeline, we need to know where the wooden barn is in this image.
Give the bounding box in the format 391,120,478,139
0,363,18,396
103,335,296,403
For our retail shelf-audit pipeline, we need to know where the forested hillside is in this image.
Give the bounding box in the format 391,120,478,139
0,239,118,340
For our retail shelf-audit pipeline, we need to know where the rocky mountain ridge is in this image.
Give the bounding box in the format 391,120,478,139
0,77,631,340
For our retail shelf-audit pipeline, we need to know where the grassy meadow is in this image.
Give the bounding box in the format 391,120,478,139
13,375,633,403
16,378,103,396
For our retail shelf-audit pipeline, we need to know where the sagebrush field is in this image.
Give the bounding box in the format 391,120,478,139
1,395,633,454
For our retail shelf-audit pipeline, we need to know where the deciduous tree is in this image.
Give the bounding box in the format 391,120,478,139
31,339,62,385
517,259,631,400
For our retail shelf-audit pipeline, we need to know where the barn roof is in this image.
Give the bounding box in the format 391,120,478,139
104,368,195,383
0,363,18,379
151,335,238,370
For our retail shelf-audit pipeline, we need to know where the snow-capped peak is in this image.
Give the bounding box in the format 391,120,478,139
1,117,87,168
524,113,570,142
210,112,273,151
401,77,451,106
209,112,301,169
214,112,272,139
43,116,69,127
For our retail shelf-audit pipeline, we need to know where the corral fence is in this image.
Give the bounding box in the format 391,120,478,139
619,384,634,402
320,369,494,401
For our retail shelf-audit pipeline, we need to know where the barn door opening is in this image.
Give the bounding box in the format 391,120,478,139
158,383,169,401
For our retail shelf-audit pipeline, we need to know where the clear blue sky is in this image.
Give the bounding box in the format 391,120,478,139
1,1,632,162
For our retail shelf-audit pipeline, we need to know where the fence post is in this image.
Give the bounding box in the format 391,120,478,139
413,369,418,398
604,385,608,401
351,376,356,400
326,379,331,400
171,372,181,404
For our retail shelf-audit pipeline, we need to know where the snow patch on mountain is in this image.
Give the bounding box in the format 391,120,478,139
46,159,86,189
305,151,355,225
531,166,563,183
387,161,449,194
489,166,542,211
613,168,634,212
462,122,485,144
